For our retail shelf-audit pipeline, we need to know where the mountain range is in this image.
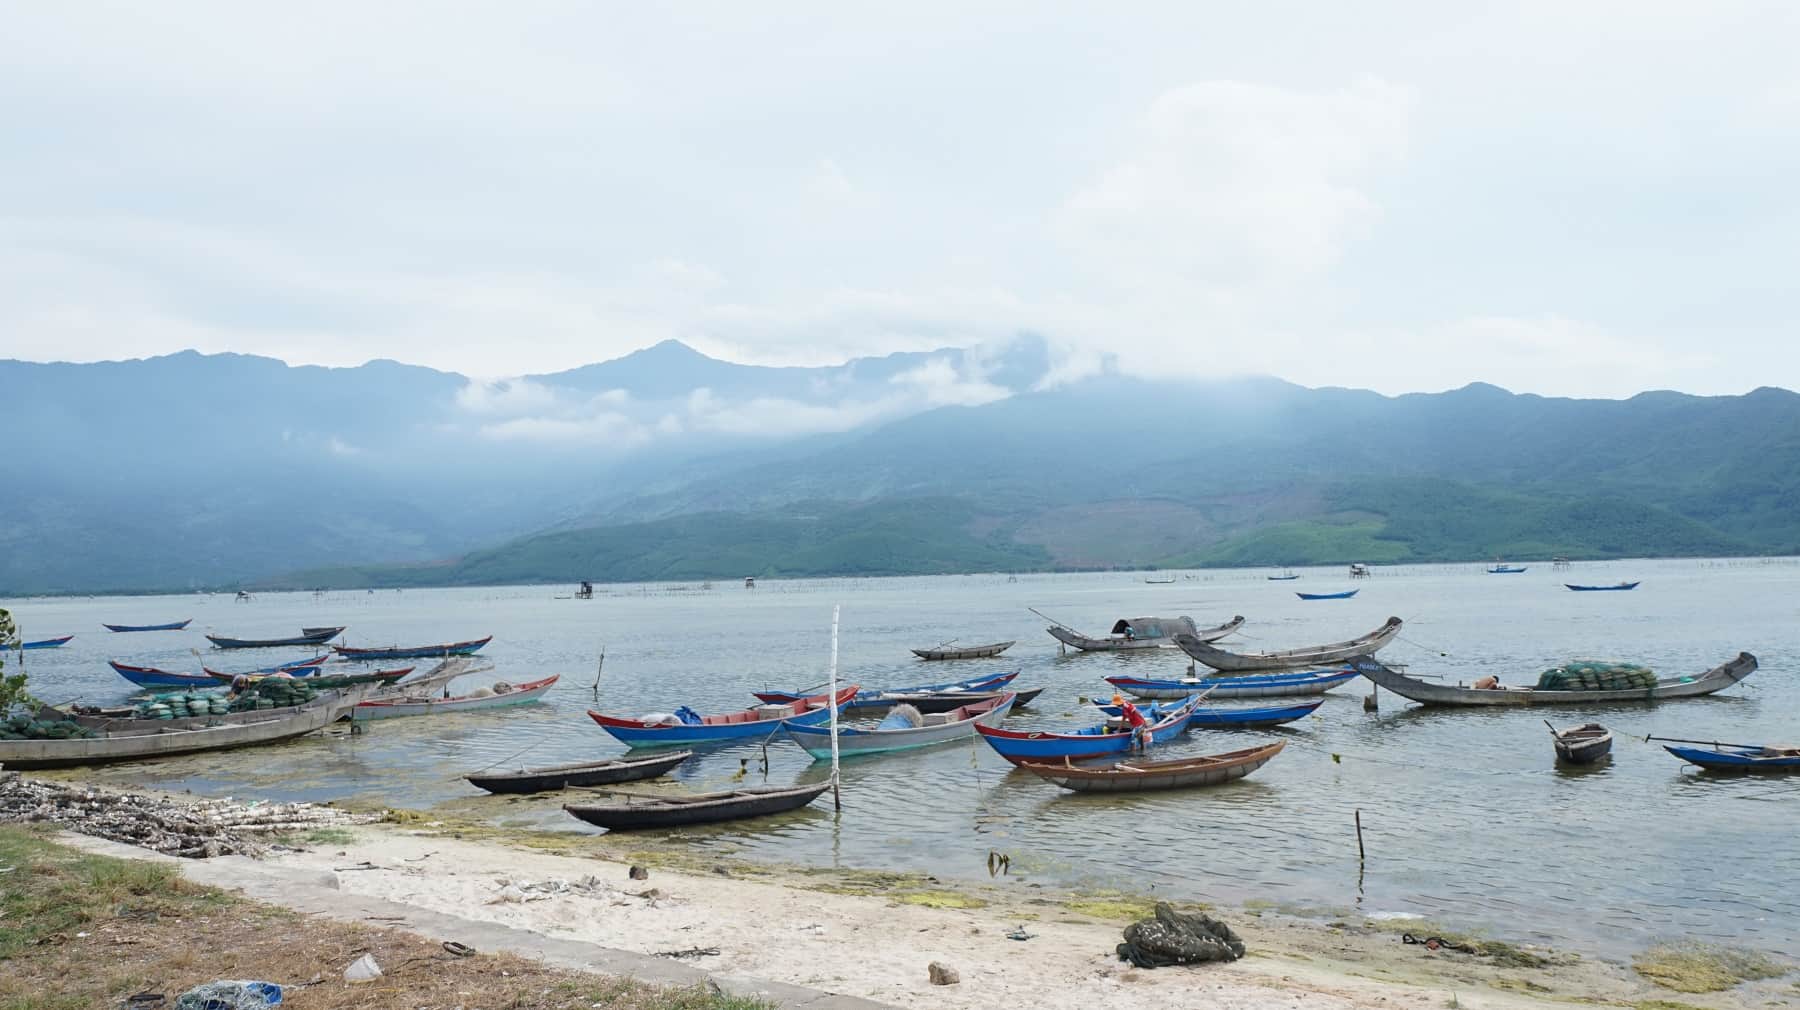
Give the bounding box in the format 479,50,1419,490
3,337,1794,595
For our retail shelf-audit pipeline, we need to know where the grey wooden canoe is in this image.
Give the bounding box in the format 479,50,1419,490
1177,617,1402,671
911,641,1015,660
1049,615,1243,652
783,692,1017,759
1353,653,1757,707
465,750,694,794
0,692,358,770
1549,722,1613,763
563,780,832,830
1017,741,1285,792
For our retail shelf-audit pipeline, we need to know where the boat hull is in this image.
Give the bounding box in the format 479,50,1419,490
756,672,1016,708
589,687,859,748
466,751,695,794
352,675,558,721
1098,699,1323,728
563,781,832,830
1019,742,1285,792
911,641,1015,661
1664,744,1800,771
1106,669,1356,700
207,627,345,649
109,661,217,690
784,694,1016,759
1355,653,1757,706
975,698,1197,763
1297,591,1357,600
333,635,492,661
1566,583,1640,592
1176,617,1402,672
17,636,74,650
0,693,356,769
1048,616,1243,652
103,620,192,632
852,687,1041,716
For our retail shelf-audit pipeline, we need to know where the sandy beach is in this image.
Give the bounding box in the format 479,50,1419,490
117,819,1766,1010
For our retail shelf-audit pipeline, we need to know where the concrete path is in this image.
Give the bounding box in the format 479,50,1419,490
62,833,895,1010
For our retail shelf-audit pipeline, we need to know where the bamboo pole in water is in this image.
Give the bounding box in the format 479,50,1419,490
830,605,841,811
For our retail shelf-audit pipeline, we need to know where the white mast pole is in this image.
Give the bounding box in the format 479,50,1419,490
830,604,841,811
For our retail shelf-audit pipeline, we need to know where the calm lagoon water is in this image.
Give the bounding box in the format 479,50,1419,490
6,558,1797,957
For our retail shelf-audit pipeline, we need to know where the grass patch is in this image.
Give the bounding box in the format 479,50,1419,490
298,827,356,846
1064,892,1160,922
1633,944,1785,993
892,889,987,910
1631,1000,1714,1010
0,825,770,1009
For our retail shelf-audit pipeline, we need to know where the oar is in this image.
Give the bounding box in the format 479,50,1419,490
1644,734,1765,750
1543,719,1561,739
1028,607,1076,632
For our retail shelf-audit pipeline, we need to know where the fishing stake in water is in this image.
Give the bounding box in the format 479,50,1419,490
829,604,842,812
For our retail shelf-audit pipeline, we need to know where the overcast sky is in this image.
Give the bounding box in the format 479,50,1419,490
4,2,1797,397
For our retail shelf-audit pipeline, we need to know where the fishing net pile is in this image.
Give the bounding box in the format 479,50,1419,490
1116,902,1246,968
1535,660,1656,692
229,679,319,711
133,692,234,719
0,713,95,740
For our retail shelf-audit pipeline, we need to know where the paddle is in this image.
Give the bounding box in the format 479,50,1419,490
1644,734,1766,750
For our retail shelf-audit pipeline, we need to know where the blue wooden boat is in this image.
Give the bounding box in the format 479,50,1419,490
109,661,218,690
15,635,75,650
1297,590,1358,600
974,696,1199,764
588,686,859,748
103,620,193,632
1106,669,1356,700
755,671,1016,709
1096,698,1324,728
332,635,490,660
1487,565,1528,574
1663,743,1800,772
1566,582,1640,592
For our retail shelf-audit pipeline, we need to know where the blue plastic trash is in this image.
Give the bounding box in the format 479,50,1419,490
173,981,282,1009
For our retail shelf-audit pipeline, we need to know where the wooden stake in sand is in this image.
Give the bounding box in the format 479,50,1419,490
829,605,842,811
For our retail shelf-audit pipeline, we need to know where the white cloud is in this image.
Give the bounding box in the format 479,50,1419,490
478,414,651,448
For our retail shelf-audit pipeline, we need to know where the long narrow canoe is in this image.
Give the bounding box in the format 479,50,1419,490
0,692,358,770
103,620,192,633
466,751,696,794
203,655,330,678
863,686,1042,715
911,641,1014,661
207,627,346,649
1566,582,1640,592
1177,617,1402,672
14,635,75,650
1353,653,1757,706
563,781,834,830
204,665,414,688
1048,616,1243,652
755,671,1015,708
588,685,859,748
1018,742,1286,792
332,635,492,661
784,693,1017,760
1096,698,1323,728
1487,565,1529,574
1297,590,1358,600
1105,669,1356,700
975,696,1199,764
352,674,558,721
1663,743,1800,772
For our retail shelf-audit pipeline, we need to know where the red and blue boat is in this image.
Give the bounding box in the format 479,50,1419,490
975,696,1200,764
1097,697,1324,728
109,661,218,690
15,635,75,650
332,635,491,661
103,620,193,633
588,686,859,749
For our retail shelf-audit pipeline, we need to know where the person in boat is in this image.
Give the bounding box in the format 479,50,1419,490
1472,674,1501,690
226,675,252,700
1110,693,1149,739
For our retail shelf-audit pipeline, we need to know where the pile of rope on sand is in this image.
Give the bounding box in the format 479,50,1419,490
0,770,374,858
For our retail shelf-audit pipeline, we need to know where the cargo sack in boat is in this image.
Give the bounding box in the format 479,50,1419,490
876,704,924,730
673,706,704,726
1535,660,1655,692
1116,902,1245,968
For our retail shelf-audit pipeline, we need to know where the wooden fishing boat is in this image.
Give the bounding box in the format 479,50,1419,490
465,750,695,794
109,660,219,690
563,781,834,830
1267,572,1300,581
1143,575,1177,585
588,685,859,748
332,635,492,661
783,693,1017,759
1353,653,1758,706
1488,564,1528,574
207,627,346,649
1106,669,1356,700
1177,617,1402,672
975,696,1199,764
203,665,414,687
352,674,558,721
1548,722,1613,763
1296,590,1358,600
911,640,1015,661
1047,615,1243,652
755,671,1016,709
203,655,330,678
14,635,74,650
864,686,1041,715
1017,741,1285,792
1097,698,1323,728
103,620,192,632
1566,582,1640,592
1663,743,1800,772
0,691,359,770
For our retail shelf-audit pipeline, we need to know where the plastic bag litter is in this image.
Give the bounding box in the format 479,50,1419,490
344,953,383,983
173,981,282,1009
